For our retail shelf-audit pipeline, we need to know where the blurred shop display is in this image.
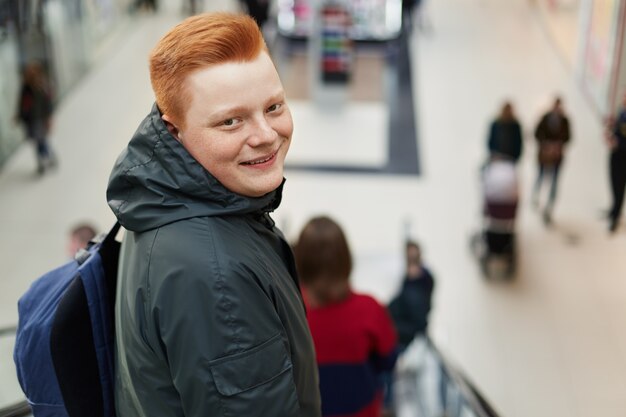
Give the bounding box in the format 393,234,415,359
577,0,625,114
320,2,352,83
277,0,402,40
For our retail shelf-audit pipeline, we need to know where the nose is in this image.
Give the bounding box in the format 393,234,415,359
247,115,277,147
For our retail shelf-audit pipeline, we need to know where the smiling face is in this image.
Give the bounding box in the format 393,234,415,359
163,51,293,197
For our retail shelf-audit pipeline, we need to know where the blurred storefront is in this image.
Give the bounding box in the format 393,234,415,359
533,0,582,68
0,0,132,168
578,0,625,115
531,0,624,116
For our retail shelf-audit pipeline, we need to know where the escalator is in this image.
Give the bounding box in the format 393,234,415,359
393,336,501,417
2,322,499,417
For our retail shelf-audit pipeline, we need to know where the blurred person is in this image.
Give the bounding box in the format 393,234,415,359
106,13,321,417
606,93,626,233
482,155,519,206
239,0,270,28
480,155,519,276
15,61,56,175
532,96,571,225
388,240,435,350
487,101,523,163
383,240,434,414
183,0,199,15
133,0,157,12
66,223,97,257
402,0,431,32
294,216,398,417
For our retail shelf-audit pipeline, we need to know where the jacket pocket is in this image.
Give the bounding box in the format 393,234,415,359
208,334,299,416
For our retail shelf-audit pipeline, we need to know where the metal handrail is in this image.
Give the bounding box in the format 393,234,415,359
0,326,17,337
427,337,501,417
0,326,30,417
0,401,31,417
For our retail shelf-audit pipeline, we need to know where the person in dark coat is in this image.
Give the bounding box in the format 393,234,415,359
134,0,157,12
388,241,435,350
532,96,571,225
606,93,626,233
487,101,523,163
16,61,56,175
106,13,321,417
240,0,269,28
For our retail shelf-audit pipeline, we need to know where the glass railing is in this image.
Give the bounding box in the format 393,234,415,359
393,336,501,417
0,327,30,417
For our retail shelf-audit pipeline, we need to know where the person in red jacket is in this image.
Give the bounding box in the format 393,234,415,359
294,216,398,417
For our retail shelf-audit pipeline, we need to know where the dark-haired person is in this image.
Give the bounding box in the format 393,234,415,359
294,216,397,417
532,96,572,225
388,241,435,350
487,101,523,163
607,93,626,233
16,61,56,175
107,13,320,417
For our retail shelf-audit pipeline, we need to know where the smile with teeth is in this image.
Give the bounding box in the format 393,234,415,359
242,151,277,166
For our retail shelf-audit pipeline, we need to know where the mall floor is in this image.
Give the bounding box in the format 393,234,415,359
1,0,626,416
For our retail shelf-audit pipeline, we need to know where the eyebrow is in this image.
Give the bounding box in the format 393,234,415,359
208,90,286,122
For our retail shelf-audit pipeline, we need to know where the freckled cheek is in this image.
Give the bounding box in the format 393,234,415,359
277,114,294,139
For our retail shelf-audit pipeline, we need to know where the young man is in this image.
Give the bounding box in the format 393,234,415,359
107,13,321,416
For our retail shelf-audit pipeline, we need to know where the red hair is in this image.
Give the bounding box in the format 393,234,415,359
149,12,267,127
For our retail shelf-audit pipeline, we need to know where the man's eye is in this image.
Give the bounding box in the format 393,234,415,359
267,103,282,113
222,118,236,126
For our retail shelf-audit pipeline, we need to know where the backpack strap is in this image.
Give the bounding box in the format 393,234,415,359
76,222,121,265
102,221,122,246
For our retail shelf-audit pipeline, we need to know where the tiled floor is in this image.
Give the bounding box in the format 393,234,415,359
1,0,626,416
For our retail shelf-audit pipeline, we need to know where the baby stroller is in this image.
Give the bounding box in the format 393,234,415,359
475,156,519,278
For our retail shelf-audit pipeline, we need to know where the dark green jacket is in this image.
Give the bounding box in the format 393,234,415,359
107,105,321,417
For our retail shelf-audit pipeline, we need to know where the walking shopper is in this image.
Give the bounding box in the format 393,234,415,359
16,61,56,175
606,93,626,233
487,101,523,163
532,96,571,225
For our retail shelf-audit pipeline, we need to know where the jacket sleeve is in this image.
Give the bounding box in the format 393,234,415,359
487,122,497,154
147,231,301,417
513,122,523,162
562,117,571,143
534,115,546,142
17,86,30,122
368,298,398,372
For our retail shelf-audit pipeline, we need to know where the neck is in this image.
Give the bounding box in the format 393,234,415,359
306,281,350,308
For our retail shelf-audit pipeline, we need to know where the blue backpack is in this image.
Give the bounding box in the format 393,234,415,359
13,223,121,417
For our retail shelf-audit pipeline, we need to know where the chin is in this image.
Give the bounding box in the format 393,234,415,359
254,175,284,197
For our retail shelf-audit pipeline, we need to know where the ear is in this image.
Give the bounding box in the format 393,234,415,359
162,114,183,142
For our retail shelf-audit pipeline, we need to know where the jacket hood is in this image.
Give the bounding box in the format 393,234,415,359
107,104,283,232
